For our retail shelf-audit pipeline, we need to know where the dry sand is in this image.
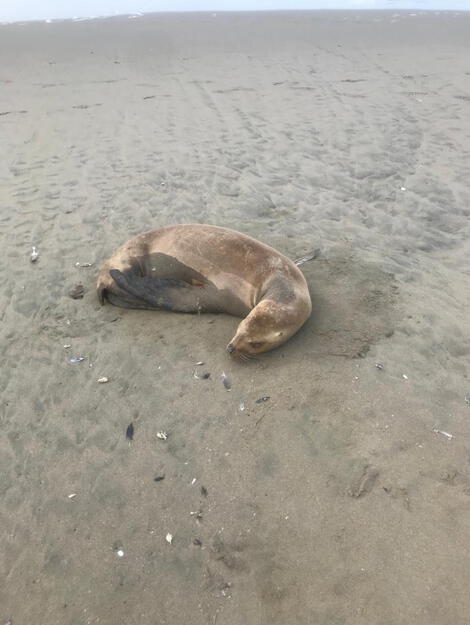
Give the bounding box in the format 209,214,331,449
1,9,470,625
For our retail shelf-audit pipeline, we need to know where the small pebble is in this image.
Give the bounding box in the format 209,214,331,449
69,284,85,299
97,377,109,383
165,533,173,544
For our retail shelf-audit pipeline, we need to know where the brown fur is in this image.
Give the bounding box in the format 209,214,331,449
97,224,312,356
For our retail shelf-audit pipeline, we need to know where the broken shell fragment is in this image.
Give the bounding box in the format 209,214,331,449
255,396,270,404
432,428,453,440
193,370,210,380
30,246,39,262
221,372,231,391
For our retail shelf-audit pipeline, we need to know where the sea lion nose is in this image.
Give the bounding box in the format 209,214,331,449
227,343,235,353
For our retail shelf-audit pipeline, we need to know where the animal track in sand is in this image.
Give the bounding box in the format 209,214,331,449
0,110,27,116
72,103,102,110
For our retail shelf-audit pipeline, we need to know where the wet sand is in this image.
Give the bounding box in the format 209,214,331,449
1,10,470,625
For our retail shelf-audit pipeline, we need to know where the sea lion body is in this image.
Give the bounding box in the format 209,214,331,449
97,224,312,356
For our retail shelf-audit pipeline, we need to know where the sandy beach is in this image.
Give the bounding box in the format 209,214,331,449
1,9,470,624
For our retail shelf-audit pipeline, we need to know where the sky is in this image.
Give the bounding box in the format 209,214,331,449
1,0,470,23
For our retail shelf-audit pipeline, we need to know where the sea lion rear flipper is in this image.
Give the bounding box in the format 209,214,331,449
109,269,215,313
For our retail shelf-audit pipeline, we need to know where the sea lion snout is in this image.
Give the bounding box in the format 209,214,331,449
226,333,250,359
226,339,250,361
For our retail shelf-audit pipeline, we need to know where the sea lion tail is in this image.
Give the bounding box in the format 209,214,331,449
293,248,321,266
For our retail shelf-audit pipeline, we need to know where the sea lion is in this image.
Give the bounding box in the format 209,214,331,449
97,224,312,357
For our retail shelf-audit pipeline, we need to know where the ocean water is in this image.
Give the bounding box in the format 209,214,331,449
1,0,469,25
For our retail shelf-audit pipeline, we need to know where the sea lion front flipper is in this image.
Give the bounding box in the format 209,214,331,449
108,269,220,313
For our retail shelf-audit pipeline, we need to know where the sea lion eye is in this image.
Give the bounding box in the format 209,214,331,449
249,341,265,349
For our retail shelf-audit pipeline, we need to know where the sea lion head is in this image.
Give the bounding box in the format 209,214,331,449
226,299,307,357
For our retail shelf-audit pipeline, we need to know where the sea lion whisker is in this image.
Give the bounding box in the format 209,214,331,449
238,352,257,361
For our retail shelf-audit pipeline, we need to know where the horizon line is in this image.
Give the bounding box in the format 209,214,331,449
2,7,469,26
